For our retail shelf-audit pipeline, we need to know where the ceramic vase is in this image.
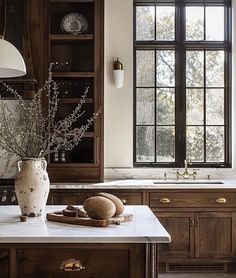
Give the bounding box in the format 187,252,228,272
15,158,50,217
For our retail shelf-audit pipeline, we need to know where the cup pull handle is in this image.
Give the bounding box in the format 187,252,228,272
60,259,85,272
216,197,227,204
160,198,171,204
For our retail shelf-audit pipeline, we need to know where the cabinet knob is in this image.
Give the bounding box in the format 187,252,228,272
121,199,127,204
159,198,171,204
60,259,85,272
216,197,227,204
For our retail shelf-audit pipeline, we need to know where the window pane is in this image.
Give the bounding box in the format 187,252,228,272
206,51,224,87
136,126,155,162
156,88,175,125
156,6,175,41
206,89,224,125
186,89,204,125
186,126,204,162
206,7,224,41
136,51,155,87
156,50,175,86
156,126,175,162
186,7,204,41
186,51,204,87
136,6,155,41
206,126,224,162
137,89,155,125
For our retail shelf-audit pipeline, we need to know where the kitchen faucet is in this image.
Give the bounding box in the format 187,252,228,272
176,159,197,180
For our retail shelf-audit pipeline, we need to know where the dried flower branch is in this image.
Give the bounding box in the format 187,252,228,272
0,66,101,159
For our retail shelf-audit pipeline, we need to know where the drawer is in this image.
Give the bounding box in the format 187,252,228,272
17,248,129,278
99,191,143,205
149,192,236,208
49,191,95,205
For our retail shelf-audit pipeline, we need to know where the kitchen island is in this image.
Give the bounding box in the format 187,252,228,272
0,205,170,278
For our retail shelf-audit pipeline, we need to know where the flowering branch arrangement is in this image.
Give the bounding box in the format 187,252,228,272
0,65,101,159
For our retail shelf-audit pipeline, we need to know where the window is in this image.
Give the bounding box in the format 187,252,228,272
134,0,231,168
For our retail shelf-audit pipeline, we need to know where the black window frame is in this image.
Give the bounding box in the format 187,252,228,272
134,0,232,168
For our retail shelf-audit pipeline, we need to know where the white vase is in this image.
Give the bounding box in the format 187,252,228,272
15,158,50,217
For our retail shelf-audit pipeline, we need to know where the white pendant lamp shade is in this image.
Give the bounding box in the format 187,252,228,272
0,38,26,78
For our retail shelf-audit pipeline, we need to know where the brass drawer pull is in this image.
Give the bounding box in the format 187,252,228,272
121,199,127,204
216,197,227,204
159,198,171,204
60,259,85,272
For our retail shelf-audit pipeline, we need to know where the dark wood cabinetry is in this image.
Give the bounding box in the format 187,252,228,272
156,212,195,260
45,0,104,182
47,187,236,273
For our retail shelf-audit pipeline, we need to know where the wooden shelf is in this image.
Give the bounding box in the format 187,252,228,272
52,72,95,78
50,34,94,41
59,98,93,104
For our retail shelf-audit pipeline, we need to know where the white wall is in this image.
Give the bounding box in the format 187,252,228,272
104,0,133,167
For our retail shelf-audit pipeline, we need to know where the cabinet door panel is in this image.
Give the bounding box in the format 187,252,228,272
0,249,8,278
154,212,194,260
195,212,236,259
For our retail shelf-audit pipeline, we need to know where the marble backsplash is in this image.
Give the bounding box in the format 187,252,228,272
104,167,236,180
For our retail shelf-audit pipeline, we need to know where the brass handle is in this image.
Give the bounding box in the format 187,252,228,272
159,198,171,204
216,197,227,204
121,199,127,204
60,259,85,272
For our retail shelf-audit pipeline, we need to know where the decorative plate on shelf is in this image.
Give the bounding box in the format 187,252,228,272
60,13,89,35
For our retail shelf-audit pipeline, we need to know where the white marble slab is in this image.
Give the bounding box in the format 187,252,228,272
50,179,236,190
0,205,171,244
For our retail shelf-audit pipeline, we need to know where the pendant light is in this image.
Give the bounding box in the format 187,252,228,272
0,0,26,78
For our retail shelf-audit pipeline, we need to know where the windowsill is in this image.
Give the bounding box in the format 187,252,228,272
104,167,236,180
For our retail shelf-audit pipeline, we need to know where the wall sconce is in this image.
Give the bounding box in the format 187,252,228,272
113,58,124,88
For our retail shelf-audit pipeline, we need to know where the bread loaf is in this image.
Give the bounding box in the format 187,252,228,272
83,196,116,220
98,192,124,216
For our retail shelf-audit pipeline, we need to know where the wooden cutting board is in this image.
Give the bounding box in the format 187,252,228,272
46,212,133,227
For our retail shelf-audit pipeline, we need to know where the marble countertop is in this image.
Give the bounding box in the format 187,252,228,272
0,205,171,244
50,179,236,190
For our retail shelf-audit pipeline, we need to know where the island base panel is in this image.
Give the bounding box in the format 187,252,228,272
0,243,159,278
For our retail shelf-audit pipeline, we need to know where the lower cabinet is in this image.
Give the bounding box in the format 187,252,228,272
2,244,145,278
0,250,8,277
195,212,236,259
46,188,236,273
155,212,195,260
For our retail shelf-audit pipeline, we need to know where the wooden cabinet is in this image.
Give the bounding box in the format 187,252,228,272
0,250,8,278
44,0,104,182
195,212,236,259
150,190,236,271
48,190,94,205
156,212,194,260
1,244,145,278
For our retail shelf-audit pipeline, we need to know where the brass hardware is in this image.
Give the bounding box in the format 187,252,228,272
159,198,171,204
216,197,227,204
60,259,85,272
176,159,198,180
195,218,199,228
121,199,127,204
113,57,123,70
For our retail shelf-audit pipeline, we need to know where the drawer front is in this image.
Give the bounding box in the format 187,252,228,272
49,191,94,205
100,191,143,205
150,192,236,208
17,249,129,278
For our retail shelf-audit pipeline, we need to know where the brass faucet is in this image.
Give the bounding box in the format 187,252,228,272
176,159,197,180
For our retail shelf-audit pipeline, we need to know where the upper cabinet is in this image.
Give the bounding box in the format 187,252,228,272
44,0,104,182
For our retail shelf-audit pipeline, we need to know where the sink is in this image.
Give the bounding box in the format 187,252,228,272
153,180,224,185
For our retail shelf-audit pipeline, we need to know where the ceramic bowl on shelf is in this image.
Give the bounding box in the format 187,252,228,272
60,13,89,35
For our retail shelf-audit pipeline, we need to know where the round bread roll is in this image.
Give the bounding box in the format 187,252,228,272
83,196,116,220
98,192,124,216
